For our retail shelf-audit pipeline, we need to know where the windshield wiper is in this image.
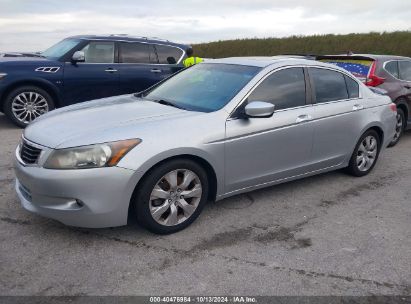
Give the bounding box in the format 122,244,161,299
151,99,186,110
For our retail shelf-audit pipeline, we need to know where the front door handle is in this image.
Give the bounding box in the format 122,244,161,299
353,104,364,111
404,85,411,89
296,114,312,123
105,68,118,73
150,69,162,73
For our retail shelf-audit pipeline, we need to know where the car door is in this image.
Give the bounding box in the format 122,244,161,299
398,60,411,122
225,67,315,193
308,67,363,168
117,42,160,94
153,44,185,80
63,41,120,105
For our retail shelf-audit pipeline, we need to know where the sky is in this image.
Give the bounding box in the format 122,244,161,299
0,0,410,52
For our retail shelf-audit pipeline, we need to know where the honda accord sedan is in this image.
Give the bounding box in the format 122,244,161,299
14,57,397,234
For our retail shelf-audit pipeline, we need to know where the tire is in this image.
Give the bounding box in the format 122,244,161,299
347,129,381,177
133,159,209,234
388,107,405,147
4,86,55,128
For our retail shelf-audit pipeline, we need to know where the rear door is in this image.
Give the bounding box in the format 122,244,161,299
117,42,159,94
308,67,363,168
63,41,120,104
398,60,411,122
153,44,185,80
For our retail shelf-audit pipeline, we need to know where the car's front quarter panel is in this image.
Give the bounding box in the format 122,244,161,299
117,110,228,199
0,59,64,104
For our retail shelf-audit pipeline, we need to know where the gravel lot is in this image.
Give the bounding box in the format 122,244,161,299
0,112,410,296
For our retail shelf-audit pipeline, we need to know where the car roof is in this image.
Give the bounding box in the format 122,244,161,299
67,34,190,49
207,56,333,68
318,54,411,61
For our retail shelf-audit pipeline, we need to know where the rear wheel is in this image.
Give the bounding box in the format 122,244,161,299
388,108,405,147
4,86,55,128
133,159,209,234
347,130,381,177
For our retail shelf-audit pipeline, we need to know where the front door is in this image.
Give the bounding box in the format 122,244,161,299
63,41,119,105
225,67,315,193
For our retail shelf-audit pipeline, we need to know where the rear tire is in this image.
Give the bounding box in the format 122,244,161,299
133,159,209,234
347,130,381,177
4,86,55,128
388,107,405,147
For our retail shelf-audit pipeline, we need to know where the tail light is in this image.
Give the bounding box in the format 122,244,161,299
365,62,385,87
389,103,397,112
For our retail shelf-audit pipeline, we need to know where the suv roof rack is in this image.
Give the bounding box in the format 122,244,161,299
108,34,170,42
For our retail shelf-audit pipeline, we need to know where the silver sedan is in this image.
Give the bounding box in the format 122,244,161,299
14,57,397,234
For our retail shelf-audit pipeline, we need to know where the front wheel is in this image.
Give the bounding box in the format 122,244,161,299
4,86,55,128
133,159,209,234
347,130,381,177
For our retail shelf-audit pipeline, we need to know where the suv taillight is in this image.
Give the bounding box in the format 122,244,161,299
389,103,397,112
365,62,385,87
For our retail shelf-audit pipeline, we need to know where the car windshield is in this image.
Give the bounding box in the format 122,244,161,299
42,38,81,59
143,63,261,112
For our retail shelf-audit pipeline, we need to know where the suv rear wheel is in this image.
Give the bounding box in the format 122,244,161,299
4,86,55,128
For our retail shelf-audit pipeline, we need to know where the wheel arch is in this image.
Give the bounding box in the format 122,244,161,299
0,79,62,111
127,154,219,222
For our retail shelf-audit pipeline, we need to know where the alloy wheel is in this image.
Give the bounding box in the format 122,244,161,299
11,92,49,125
356,135,378,172
149,169,202,226
392,112,404,142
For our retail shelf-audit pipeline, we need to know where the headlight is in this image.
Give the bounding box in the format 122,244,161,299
44,139,141,169
0,73,7,80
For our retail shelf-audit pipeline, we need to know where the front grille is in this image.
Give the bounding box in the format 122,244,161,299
20,141,42,164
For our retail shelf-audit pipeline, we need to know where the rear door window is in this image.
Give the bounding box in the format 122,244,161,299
247,67,306,110
344,75,359,99
119,42,157,64
154,45,183,64
399,61,411,81
385,61,399,78
310,68,349,103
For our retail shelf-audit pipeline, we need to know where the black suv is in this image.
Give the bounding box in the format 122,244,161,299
0,35,190,127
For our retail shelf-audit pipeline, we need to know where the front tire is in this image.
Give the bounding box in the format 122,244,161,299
4,86,55,128
347,130,381,177
133,159,209,234
388,108,405,147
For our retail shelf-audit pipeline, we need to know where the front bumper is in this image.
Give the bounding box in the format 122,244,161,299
14,154,137,228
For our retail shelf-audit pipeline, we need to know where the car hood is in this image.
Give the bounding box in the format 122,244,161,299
0,53,52,63
24,94,197,148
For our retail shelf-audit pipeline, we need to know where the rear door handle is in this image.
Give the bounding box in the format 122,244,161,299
296,114,312,123
150,69,162,73
353,104,364,111
404,85,411,89
105,68,117,73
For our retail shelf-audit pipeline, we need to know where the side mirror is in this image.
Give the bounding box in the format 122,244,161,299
71,51,85,63
244,101,275,118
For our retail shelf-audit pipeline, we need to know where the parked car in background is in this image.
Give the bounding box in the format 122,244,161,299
0,35,190,127
318,54,411,146
14,57,396,234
